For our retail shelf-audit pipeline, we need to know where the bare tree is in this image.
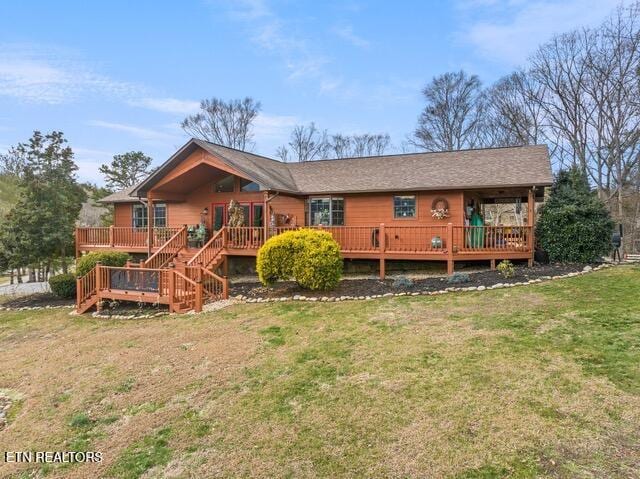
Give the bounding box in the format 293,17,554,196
282,123,330,162
181,97,261,150
278,128,393,162
412,71,484,151
483,71,546,147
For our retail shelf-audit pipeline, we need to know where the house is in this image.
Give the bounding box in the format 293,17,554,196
75,139,553,313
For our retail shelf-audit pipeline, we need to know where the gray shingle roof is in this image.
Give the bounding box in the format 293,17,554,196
286,144,552,194
112,139,552,202
99,185,138,203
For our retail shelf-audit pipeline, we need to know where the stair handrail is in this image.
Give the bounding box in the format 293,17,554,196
76,267,97,310
170,269,202,313
187,227,226,267
144,225,187,269
200,267,229,300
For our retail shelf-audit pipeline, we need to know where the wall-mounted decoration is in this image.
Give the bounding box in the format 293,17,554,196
431,197,450,220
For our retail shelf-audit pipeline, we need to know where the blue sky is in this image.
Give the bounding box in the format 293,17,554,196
0,0,621,184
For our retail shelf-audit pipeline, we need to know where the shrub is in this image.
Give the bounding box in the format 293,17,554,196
257,229,342,290
447,272,471,284
392,276,414,289
49,273,77,299
76,251,129,277
497,260,515,279
536,167,614,262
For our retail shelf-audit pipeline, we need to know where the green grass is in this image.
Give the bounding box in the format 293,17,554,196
107,427,173,479
0,265,639,478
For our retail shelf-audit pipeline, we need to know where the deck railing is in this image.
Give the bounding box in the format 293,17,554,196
77,224,533,258
76,226,182,250
453,225,532,252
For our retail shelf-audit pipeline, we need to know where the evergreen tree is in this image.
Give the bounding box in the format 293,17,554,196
99,151,155,191
536,167,614,262
0,131,86,273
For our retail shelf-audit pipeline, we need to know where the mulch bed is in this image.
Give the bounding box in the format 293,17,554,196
230,263,593,299
0,293,73,309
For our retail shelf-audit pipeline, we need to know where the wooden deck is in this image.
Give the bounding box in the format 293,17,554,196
77,224,533,274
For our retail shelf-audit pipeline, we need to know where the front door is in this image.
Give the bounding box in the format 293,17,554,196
211,203,227,232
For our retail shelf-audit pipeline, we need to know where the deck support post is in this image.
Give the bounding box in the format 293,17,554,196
195,282,203,313
528,187,535,267
490,259,496,270
168,267,175,313
447,222,454,275
223,276,229,299
379,223,386,280
95,262,102,312
147,192,154,258
222,255,228,277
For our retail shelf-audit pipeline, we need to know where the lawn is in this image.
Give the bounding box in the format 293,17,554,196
0,266,639,478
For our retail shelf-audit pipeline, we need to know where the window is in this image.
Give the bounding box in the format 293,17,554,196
132,204,147,228
394,195,416,218
252,204,264,227
132,203,167,228
214,175,234,192
240,203,251,226
309,197,344,226
240,178,260,192
153,204,167,227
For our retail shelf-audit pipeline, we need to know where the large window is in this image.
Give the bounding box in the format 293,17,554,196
132,203,167,228
214,175,234,192
393,195,416,218
309,197,344,226
240,178,260,192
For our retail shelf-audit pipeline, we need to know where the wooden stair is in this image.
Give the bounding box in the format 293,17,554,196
77,294,98,314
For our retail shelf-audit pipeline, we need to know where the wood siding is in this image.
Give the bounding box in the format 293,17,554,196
340,191,464,226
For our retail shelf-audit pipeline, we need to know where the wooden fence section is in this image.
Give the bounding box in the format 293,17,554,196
76,263,228,314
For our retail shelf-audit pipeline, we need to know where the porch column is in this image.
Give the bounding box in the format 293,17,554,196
147,192,154,257
263,191,269,241
528,187,535,267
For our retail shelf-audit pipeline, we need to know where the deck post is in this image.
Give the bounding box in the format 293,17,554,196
147,192,153,257
222,256,228,277
195,281,203,313
168,267,175,313
109,225,114,247
490,259,496,270
95,262,102,312
75,277,81,311
223,276,229,299
379,223,386,280
528,187,535,267
447,223,454,275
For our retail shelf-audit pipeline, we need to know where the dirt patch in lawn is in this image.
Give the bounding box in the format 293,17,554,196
231,262,591,299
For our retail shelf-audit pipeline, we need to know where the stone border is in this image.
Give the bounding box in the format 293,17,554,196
0,304,73,312
234,263,617,304
0,264,622,315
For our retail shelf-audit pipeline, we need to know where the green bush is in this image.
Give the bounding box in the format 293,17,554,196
536,167,614,262
49,273,77,299
257,229,342,290
76,251,130,277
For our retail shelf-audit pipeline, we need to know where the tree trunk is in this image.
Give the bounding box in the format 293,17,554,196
61,247,68,274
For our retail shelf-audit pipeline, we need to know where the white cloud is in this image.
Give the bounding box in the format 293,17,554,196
0,43,142,104
211,0,341,90
459,0,620,66
253,113,298,141
129,97,201,115
332,25,370,48
87,120,181,142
